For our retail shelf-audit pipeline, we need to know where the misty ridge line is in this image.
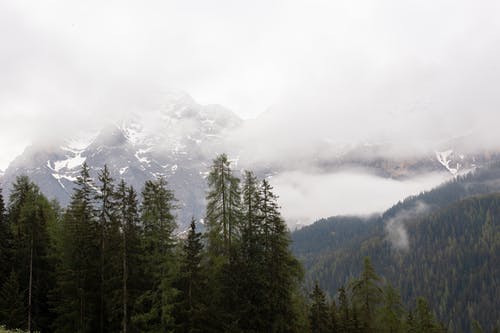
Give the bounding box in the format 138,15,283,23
5,89,484,227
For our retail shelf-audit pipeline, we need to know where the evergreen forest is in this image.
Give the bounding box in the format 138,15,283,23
0,154,497,332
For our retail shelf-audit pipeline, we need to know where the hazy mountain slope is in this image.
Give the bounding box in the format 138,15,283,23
293,161,500,257
291,162,500,332
1,92,242,227
3,92,500,228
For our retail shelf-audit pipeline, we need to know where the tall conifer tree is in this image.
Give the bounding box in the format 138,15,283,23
53,163,100,333
6,176,54,332
309,282,330,333
115,181,142,333
0,186,12,287
259,179,303,332
95,165,122,333
174,218,207,333
133,177,177,332
205,154,241,257
350,257,383,331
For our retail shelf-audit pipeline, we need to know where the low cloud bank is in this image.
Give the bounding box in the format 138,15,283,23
271,170,448,227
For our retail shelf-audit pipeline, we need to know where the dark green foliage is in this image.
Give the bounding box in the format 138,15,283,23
377,284,404,333
349,257,383,330
133,177,178,333
235,171,268,332
405,310,417,333
95,165,122,333
308,261,445,333
471,320,484,333
292,164,500,332
203,156,242,332
115,181,142,333
2,154,496,333
330,300,339,332
413,298,443,333
338,287,350,333
5,176,55,332
205,153,241,257
308,282,330,333
53,164,100,333
0,271,25,330
174,219,208,333
0,187,4,222
0,187,13,289
203,158,304,333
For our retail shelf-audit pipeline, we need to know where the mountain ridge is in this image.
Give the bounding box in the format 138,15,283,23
3,92,500,228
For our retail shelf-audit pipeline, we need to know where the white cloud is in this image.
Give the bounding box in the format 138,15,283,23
271,170,448,226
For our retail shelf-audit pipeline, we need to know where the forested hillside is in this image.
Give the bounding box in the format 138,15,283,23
0,155,307,333
0,154,496,332
293,165,500,332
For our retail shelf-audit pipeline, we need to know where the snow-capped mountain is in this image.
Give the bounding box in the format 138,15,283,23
435,149,477,176
2,91,499,228
1,92,242,226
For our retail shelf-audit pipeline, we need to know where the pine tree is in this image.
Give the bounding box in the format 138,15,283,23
260,179,303,333
352,307,362,333
350,257,383,331
204,155,242,332
338,287,350,333
308,282,330,333
205,154,241,257
0,186,13,288
415,298,438,333
115,181,142,333
8,176,38,285
53,163,100,333
236,171,268,332
7,176,55,332
133,177,178,333
174,218,207,333
405,310,417,333
19,191,54,332
241,171,261,236
260,179,279,255
0,186,4,222
95,165,122,333
377,284,404,333
330,300,339,332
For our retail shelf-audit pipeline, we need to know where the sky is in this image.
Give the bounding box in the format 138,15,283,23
1,0,500,170
1,0,500,221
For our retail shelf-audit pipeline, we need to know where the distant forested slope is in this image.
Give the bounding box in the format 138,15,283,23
292,164,500,332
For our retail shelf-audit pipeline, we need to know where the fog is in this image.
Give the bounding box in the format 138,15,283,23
1,0,499,221
384,201,430,250
272,171,446,227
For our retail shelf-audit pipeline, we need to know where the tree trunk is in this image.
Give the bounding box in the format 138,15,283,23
122,228,128,333
28,237,33,332
100,223,105,333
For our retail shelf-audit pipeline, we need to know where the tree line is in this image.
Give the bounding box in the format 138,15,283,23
0,153,459,332
292,183,500,332
308,257,454,333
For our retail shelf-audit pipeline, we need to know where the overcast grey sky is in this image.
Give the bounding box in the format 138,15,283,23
1,0,500,171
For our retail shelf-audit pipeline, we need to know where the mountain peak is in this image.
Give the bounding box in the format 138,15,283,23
0,91,244,226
